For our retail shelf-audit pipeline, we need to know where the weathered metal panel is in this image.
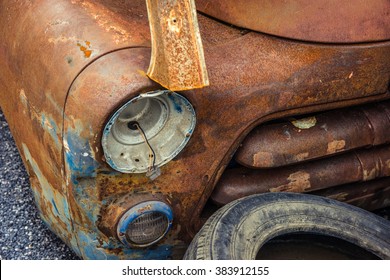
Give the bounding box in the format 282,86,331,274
235,101,390,168
196,0,390,43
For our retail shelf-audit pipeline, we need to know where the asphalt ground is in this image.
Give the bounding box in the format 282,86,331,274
0,109,78,260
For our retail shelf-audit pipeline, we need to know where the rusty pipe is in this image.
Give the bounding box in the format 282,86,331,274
212,145,390,205
235,101,390,168
310,177,390,211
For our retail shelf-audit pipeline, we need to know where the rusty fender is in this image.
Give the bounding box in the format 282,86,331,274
212,145,390,206
0,0,152,258
310,177,390,211
235,101,390,168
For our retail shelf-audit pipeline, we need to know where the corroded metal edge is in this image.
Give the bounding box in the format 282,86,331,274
146,0,209,91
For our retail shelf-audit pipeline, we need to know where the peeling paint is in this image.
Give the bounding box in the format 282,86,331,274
327,140,346,154
40,113,61,149
46,93,64,115
21,143,76,246
270,171,311,193
77,41,93,58
64,129,99,181
295,152,309,162
363,168,378,180
291,116,317,129
19,89,28,107
253,151,274,167
167,93,183,113
48,36,79,44
75,225,174,260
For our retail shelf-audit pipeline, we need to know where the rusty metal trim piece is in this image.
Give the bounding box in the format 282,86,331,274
146,0,209,90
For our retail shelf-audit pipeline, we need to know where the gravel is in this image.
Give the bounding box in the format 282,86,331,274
0,109,79,260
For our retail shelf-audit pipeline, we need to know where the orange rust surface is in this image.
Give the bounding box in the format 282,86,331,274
146,0,209,90
196,0,390,43
77,42,93,58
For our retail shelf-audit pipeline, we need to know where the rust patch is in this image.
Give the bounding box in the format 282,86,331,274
77,41,93,58
253,151,274,167
363,168,378,181
270,171,311,193
295,152,309,162
48,36,78,44
327,140,346,154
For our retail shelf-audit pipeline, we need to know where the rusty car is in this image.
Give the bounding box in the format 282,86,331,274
0,0,390,259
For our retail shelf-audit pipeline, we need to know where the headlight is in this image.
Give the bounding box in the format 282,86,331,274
117,201,173,247
102,90,196,174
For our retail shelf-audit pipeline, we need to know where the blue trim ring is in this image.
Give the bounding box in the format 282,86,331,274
117,201,173,248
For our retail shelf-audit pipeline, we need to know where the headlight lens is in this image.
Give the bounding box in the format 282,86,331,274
117,201,173,247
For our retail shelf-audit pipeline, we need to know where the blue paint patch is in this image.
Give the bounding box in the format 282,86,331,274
22,144,79,255
63,199,71,220
72,178,100,225
168,93,183,113
77,231,108,260
76,225,174,260
40,113,61,148
51,199,60,215
65,130,99,183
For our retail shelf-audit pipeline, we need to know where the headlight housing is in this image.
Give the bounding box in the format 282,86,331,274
102,90,196,174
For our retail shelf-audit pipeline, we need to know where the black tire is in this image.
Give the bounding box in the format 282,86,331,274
184,193,390,259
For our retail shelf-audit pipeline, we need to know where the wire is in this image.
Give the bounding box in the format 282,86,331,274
134,122,156,172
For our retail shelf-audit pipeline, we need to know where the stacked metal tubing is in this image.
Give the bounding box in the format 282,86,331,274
212,101,390,208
